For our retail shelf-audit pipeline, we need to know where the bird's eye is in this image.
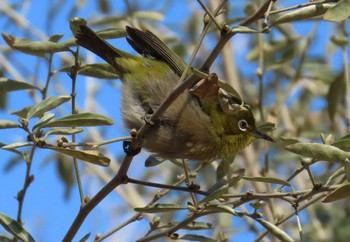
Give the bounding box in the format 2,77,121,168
238,119,248,131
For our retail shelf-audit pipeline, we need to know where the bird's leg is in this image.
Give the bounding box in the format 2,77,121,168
181,159,198,205
141,102,159,127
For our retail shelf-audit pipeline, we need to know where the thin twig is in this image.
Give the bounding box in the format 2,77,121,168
197,0,223,30
42,54,53,100
60,136,132,148
16,147,36,225
70,46,85,203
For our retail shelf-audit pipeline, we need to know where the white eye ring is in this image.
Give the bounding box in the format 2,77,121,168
238,119,248,131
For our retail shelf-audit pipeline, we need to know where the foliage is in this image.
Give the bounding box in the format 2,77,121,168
0,0,349,241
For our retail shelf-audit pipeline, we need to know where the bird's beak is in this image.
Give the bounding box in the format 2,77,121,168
252,130,275,142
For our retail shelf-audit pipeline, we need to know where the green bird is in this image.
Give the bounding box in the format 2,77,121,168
74,23,273,161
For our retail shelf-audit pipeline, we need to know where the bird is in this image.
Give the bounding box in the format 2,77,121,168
74,23,273,161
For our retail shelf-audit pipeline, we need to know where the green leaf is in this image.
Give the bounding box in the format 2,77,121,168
0,78,39,92
0,212,35,242
204,204,237,216
285,143,350,162
216,159,231,181
49,33,64,43
2,32,70,57
0,142,23,156
32,113,55,132
59,63,118,79
47,146,110,166
198,184,229,205
134,203,186,213
2,142,32,149
256,219,295,242
249,200,266,210
133,11,164,21
27,96,71,119
42,128,84,140
345,160,350,182
243,176,292,187
42,112,114,127
324,0,350,22
327,74,345,121
305,60,336,84
78,232,91,242
271,3,333,26
94,27,127,39
10,106,33,118
330,35,349,46
178,234,216,242
323,183,350,203
280,137,300,145
0,235,11,241
208,168,245,194
77,63,118,79
0,120,20,129
56,153,75,199
169,221,214,231
325,167,345,186
257,122,276,133
145,154,165,167
332,134,350,151
231,26,260,34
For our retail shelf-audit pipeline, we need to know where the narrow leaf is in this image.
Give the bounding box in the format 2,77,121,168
325,167,345,186
134,203,186,213
2,32,69,57
178,234,216,242
332,134,350,151
32,113,55,132
133,11,164,21
324,0,350,22
10,106,33,118
59,63,118,79
327,75,345,121
198,184,229,205
42,112,114,127
231,26,260,34
257,122,276,133
323,183,350,203
47,147,110,166
345,160,350,182
42,128,84,140
257,219,295,242
78,232,91,242
145,154,165,167
0,78,39,92
27,96,71,119
205,204,237,216
77,63,118,79
271,3,333,26
169,221,214,231
280,136,300,145
285,143,350,162
49,33,64,43
0,212,35,242
2,142,32,149
0,120,20,129
208,169,244,194
243,176,292,187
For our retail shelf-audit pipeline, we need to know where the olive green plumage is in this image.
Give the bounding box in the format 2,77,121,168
75,24,273,161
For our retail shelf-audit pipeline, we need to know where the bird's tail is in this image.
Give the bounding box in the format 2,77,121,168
75,24,129,69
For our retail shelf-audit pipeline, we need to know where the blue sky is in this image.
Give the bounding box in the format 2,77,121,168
1,1,348,241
